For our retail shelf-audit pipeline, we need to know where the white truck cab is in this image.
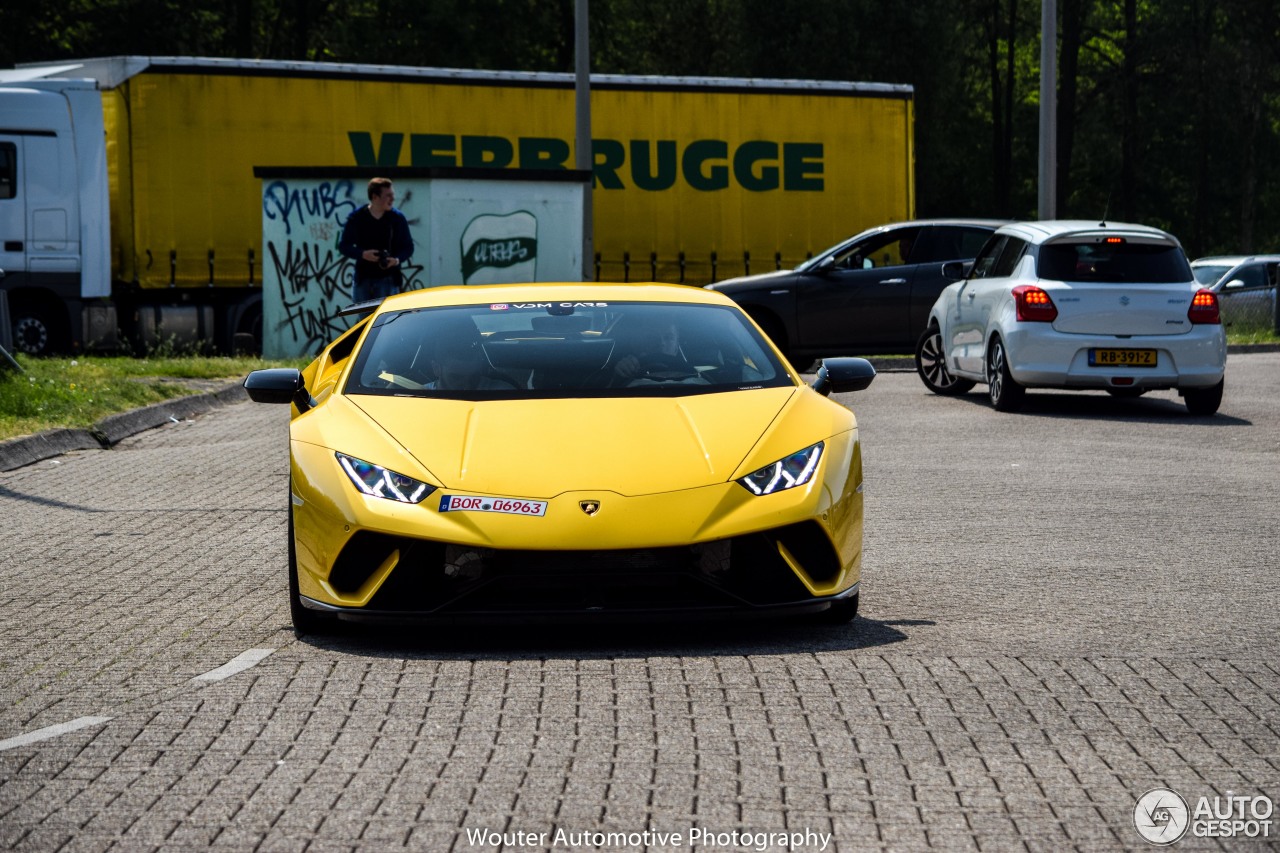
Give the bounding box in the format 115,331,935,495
0,73,112,353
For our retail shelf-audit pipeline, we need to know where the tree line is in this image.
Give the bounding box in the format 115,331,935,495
5,0,1278,256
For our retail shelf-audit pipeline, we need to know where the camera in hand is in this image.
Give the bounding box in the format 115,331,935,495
376,249,393,270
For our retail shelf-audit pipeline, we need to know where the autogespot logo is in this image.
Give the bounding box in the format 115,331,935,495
1134,789,1190,845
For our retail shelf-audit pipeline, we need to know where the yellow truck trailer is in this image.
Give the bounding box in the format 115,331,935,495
0,56,914,354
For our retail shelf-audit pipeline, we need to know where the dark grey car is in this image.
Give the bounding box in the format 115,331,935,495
706,219,1007,363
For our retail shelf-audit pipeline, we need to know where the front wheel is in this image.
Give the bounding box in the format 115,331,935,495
748,310,812,372
915,326,974,395
986,336,1026,412
1183,380,1223,416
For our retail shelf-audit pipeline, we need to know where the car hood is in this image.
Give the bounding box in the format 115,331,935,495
708,269,798,293
343,389,799,497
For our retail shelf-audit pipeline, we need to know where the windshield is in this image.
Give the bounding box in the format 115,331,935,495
1192,265,1232,286
344,301,791,400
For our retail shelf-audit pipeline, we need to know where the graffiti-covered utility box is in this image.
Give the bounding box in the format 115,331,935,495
254,166,589,358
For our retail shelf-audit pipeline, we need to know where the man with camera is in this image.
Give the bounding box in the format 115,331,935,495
339,177,415,303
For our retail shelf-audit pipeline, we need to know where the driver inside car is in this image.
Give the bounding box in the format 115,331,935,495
611,318,692,384
426,323,517,391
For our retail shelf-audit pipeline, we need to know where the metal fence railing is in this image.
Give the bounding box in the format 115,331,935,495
591,251,813,287
1219,287,1280,334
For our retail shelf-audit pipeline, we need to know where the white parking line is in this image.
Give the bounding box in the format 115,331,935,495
192,648,275,683
0,716,113,752
0,649,277,753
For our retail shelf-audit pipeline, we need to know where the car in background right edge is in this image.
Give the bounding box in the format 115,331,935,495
915,221,1227,415
1190,255,1280,332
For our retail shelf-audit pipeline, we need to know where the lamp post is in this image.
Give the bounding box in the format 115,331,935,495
575,0,593,280
1038,0,1057,220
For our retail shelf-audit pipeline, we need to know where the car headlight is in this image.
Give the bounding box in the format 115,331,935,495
737,442,824,495
336,453,435,503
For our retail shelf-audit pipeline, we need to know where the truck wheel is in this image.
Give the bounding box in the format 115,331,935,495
12,306,66,356
235,301,263,356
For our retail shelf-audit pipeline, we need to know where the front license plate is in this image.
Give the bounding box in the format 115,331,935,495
438,494,548,517
1089,348,1157,367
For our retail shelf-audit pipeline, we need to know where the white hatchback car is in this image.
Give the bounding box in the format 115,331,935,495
915,221,1227,414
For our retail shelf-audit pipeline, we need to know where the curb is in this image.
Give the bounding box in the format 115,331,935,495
1226,342,1280,354
865,357,914,373
0,382,248,472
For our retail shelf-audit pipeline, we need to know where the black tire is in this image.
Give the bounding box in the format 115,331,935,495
748,309,784,349
748,309,811,371
821,592,859,625
986,335,1026,412
11,305,66,356
234,301,263,356
1183,379,1223,416
288,495,332,636
1106,387,1147,399
915,325,975,395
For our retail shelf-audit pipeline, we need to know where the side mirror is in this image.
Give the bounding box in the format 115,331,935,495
808,256,837,274
811,357,876,396
941,260,971,280
1222,279,1244,290
244,368,314,412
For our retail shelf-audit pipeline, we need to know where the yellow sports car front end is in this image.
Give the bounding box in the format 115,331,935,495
245,283,875,633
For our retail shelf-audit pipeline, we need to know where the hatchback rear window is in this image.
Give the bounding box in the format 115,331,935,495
1037,242,1192,283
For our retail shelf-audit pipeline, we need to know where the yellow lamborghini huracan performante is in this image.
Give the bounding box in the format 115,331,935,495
244,283,876,634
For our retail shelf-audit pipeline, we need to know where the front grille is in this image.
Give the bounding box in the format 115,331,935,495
325,521,840,613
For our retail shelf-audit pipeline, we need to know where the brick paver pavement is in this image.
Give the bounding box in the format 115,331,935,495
2,354,1277,852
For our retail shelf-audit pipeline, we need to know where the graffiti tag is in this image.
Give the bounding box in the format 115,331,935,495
262,179,360,237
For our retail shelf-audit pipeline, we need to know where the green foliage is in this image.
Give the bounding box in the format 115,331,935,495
0,355,306,441
1227,328,1280,346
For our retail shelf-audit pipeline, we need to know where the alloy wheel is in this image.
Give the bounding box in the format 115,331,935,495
986,336,1025,411
915,327,974,395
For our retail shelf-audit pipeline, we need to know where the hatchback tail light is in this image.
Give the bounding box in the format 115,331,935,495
1013,285,1058,322
1188,289,1221,324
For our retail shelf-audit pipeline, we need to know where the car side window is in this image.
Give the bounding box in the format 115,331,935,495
990,237,1027,277
957,227,995,258
0,143,15,200
1235,264,1267,290
832,227,923,270
914,226,997,263
969,236,1008,279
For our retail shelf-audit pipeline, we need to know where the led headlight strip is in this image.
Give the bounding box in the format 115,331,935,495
737,442,824,495
336,453,435,503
